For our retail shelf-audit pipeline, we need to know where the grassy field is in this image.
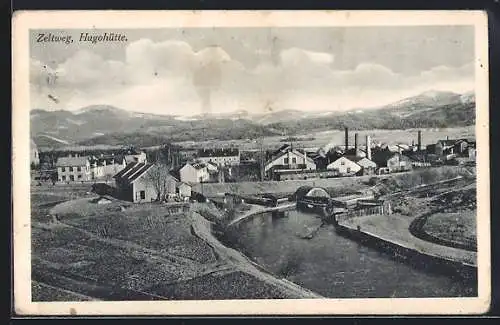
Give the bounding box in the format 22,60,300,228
175,126,475,151
31,184,295,301
147,271,288,300
32,281,98,301
422,210,477,249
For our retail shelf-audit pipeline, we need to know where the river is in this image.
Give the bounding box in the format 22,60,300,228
218,209,477,298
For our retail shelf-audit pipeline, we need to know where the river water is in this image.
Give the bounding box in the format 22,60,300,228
219,210,477,298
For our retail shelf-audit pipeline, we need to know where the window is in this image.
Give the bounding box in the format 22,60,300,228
140,191,146,200
78,175,82,179
347,167,351,173
341,161,345,165
61,167,65,172
77,166,81,172
62,176,66,181
284,158,289,164
69,175,75,181
292,157,297,164
69,166,73,172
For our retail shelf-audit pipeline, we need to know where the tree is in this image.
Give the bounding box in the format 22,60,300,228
144,163,173,202
104,173,113,184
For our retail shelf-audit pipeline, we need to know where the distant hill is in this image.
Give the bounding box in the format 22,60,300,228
31,90,475,149
266,90,475,133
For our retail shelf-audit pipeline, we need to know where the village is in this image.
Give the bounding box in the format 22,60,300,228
30,128,476,205
29,128,478,301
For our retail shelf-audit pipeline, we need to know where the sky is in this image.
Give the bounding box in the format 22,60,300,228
30,26,475,116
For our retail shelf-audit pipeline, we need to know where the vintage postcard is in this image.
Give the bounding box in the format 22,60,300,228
12,10,490,315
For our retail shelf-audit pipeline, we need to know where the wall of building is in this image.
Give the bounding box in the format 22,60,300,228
198,155,240,166
265,150,316,172
327,157,362,175
57,164,91,182
387,154,412,173
180,164,209,183
132,178,158,203
115,181,133,201
178,184,192,197
102,163,126,177
276,170,339,181
31,148,40,166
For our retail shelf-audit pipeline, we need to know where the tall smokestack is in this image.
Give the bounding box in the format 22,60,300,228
366,135,372,160
417,130,422,152
354,133,358,155
345,127,349,151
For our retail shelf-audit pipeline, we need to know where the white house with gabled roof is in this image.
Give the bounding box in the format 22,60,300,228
264,145,316,179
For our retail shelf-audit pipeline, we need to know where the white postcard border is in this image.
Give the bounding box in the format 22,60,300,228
12,10,491,315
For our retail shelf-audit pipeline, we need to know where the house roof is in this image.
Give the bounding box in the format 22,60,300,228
190,162,208,170
437,139,457,146
56,156,89,167
268,147,314,164
405,152,429,162
113,162,155,183
272,144,291,157
197,148,239,158
178,181,192,188
206,161,219,168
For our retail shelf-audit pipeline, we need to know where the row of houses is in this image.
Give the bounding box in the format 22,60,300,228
264,135,476,181
55,151,147,183
265,144,411,180
174,148,241,184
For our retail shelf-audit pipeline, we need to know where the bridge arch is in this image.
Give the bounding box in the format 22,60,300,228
294,186,332,200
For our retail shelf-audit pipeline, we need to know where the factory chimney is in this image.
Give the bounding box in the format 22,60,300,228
344,127,349,151
366,135,372,160
417,130,422,152
354,133,359,156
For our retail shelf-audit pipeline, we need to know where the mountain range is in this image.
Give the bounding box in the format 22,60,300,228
30,90,476,149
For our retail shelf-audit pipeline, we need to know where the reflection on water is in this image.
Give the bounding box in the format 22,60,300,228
220,210,477,298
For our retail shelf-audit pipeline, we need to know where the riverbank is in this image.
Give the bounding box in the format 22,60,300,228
337,214,477,269
190,212,322,298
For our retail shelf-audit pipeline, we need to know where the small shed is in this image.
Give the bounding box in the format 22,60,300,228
178,182,192,198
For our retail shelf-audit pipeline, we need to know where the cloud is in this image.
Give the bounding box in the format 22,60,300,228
30,38,475,115
280,47,334,66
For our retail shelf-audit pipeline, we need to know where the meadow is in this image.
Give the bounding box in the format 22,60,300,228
174,126,475,151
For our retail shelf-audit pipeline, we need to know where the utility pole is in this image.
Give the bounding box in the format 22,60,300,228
259,135,265,181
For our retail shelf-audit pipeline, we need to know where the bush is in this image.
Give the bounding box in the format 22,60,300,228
91,183,115,196
366,177,378,186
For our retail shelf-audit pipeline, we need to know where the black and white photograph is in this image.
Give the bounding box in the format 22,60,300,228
12,10,490,315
